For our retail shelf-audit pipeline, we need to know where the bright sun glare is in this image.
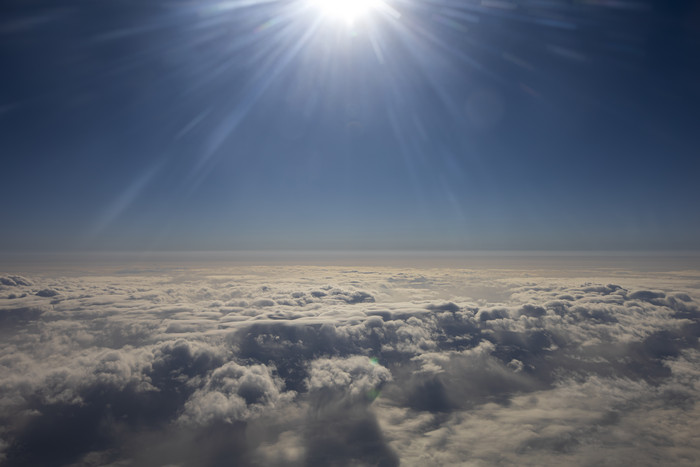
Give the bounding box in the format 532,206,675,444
312,0,380,24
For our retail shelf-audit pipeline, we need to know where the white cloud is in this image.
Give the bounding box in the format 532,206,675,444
0,263,699,466
180,362,292,425
306,355,391,397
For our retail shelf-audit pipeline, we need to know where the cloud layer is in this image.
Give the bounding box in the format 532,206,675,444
1,263,699,466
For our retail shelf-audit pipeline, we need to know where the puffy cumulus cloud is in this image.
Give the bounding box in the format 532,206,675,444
377,363,700,466
0,262,699,465
307,356,391,397
181,362,291,425
304,356,398,466
0,275,32,287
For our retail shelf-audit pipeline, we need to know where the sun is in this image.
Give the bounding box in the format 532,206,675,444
311,0,381,25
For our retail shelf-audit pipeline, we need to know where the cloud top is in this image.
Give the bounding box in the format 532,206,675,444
0,264,699,465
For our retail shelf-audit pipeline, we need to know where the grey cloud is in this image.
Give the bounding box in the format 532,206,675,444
180,362,291,425
330,290,375,304
426,302,460,313
519,304,547,318
304,403,399,467
0,305,45,326
476,307,510,321
306,356,391,397
35,288,59,298
0,276,32,287
303,357,397,467
629,290,666,301
0,265,699,466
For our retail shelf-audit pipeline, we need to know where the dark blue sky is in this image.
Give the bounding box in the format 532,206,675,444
1,0,699,251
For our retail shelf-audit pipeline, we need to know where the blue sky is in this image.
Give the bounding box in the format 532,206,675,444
1,0,699,251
